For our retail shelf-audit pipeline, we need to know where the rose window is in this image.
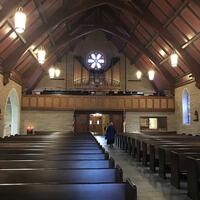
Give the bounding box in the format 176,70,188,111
87,51,105,70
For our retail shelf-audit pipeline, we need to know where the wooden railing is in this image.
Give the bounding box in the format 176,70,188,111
22,95,175,112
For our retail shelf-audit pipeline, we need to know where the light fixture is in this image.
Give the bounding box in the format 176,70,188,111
49,67,55,79
92,113,102,117
55,68,61,77
89,120,92,125
171,51,178,67
14,7,26,33
37,47,46,64
148,70,155,81
136,70,142,80
97,120,100,125
48,67,61,79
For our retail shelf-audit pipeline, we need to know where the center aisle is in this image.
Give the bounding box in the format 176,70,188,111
95,136,191,200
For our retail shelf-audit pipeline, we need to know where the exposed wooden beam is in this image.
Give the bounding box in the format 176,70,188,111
132,1,188,63
102,11,175,87
33,0,55,46
2,0,113,73
0,0,21,24
27,24,174,89
117,0,200,87
6,18,42,77
191,0,200,8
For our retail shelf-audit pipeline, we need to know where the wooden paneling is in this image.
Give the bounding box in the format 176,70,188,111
74,113,89,133
22,95,175,112
147,99,153,109
110,113,123,133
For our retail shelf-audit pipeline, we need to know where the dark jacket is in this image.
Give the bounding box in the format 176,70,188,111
105,125,116,144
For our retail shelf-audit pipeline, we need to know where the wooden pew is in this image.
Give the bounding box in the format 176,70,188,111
158,145,200,178
0,149,103,154
0,152,108,160
0,158,115,169
0,132,137,200
0,145,101,150
0,142,99,147
170,151,200,188
0,179,137,200
187,156,200,200
0,167,123,184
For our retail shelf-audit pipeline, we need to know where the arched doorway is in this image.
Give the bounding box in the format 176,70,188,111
3,89,20,137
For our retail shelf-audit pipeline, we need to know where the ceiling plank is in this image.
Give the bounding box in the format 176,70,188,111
113,0,200,87
25,24,175,90
0,0,21,24
2,0,114,73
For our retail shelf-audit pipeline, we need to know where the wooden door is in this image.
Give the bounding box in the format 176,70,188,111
74,113,89,133
89,116,102,133
110,113,123,133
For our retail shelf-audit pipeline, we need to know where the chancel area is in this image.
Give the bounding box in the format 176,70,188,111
0,1,200,200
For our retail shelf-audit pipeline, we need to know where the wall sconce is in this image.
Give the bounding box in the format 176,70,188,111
193,110,199,122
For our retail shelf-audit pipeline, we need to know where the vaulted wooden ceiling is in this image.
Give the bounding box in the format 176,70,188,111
0,0,199,91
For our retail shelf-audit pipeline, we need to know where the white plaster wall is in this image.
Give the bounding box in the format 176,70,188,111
175,82,200,135
125,111,176,133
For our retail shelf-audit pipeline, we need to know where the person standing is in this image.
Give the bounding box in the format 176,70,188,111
105,122,116,148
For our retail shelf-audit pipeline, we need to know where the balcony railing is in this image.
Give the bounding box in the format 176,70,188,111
22,95,175,112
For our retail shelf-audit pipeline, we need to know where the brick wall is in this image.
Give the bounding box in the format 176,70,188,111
21,110,74,133
175,82,200,135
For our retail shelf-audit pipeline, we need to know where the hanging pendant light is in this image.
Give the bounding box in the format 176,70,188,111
171,51,178,67
136,70,142,80
49,68,55,79
14,7,26,34
37,47,46,64
148,70,155,81
55,68,61,78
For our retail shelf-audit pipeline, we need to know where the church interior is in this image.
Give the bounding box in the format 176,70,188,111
0,0,200,199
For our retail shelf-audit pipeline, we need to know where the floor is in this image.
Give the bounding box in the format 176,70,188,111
95,136,191,200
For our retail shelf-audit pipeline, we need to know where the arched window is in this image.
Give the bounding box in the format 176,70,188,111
182,89,190,125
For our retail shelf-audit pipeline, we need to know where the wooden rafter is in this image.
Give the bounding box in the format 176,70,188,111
121,0,200,87
24,23,175,90
2,0,113,73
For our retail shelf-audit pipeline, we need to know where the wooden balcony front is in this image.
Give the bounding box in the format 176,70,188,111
22,95,175,112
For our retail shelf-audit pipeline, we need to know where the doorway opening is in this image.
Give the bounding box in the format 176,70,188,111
89,113,110,135
74,111,123,134
3,89,20,137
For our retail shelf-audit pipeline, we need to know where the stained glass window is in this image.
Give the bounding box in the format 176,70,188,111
87,51,105,70
182,89,190,125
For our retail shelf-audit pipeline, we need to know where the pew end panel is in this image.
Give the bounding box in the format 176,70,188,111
187,157,200,200
116,164,123,183
126,178,137,200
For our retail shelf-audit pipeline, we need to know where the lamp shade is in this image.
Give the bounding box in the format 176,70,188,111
37,48,46,64
14,7,26,33
171,52,178,67
55,68,61,77
148,70,155,81
136,70,142,80
49,68,55,79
